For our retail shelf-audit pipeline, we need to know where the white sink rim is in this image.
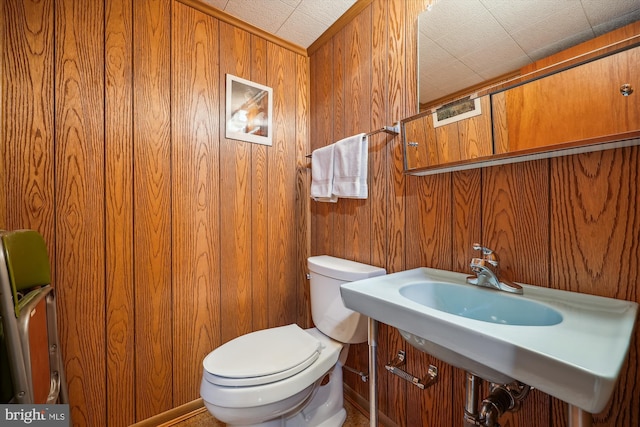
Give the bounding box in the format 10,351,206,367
340,267,638,413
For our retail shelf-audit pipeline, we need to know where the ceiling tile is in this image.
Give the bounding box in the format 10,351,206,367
277,10,327,48
295,0,355,26
224,0,296,34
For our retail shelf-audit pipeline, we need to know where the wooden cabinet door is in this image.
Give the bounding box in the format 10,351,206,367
403,96,493,170
501,46,639,152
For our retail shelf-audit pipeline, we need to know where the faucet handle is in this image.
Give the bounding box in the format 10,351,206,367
472,243,499,267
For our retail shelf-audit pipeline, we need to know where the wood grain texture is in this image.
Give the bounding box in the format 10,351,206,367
551,148,639,427
343,6,372,265
491,91,509,154
332,27,347,259
171,3,220,406
343,6,373,399
369,0,388,271
295,53,311,328
403,115,433,169
482,160,550,287
133,0,173,418
309,42,334,257
3,0,309,423
458,95,492,160
219,22,253,343
105,0,135,424
54,0,106,425
0,0,55,252
250,35,269,332
266,42,298,328
505,46,640,152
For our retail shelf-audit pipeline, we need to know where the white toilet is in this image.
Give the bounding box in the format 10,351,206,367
200,255,386,427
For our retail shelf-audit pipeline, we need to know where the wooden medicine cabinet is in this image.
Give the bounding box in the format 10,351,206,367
493,45,640,155
404,23,640,176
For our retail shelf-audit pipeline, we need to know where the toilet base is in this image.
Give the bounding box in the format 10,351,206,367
205,363,347,427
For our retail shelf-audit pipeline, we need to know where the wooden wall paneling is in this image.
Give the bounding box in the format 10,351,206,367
105,0,135,423
383,0,408,423
250,36,269,332
452,169,482,273
54,0,106,425
171,3,220,406
451,169,482,426
331,28,346,259
0,0,55,248
266,42,297,328
344,6,372,266
343,7,371,264
295,54,311,329
309,43,333,257
550,148,639,427
369,0,388,271
133,0,173,418
218,22,252,342
481,160,551,427
404,173,455,426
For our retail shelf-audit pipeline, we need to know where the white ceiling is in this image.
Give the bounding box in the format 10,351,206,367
201,0,357,48
419,0,640,104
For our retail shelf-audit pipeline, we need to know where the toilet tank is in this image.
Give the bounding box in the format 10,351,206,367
307,256,386,344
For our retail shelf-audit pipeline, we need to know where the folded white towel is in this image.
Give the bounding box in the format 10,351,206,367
332,133,368,199
310,144,338,202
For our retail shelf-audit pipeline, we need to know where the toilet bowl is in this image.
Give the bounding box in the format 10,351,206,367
200,256,386,426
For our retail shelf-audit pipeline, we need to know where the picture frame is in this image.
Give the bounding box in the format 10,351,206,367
225,74,273,146
432,96,481,128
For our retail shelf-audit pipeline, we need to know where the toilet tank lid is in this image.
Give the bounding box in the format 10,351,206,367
308,256,386,281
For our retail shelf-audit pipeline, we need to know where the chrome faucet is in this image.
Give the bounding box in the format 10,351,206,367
466,244,523,294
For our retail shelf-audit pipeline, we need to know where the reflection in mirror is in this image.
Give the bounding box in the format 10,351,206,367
417,0,640,112
403,94,492,170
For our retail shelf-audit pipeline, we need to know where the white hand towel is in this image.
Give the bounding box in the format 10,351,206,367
332,133,368,199
310,144,338,202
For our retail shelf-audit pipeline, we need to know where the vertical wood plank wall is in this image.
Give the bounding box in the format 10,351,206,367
0,0,310,425
309,1,639,426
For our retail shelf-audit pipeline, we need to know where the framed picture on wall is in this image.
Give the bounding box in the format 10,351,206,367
225,74,273,146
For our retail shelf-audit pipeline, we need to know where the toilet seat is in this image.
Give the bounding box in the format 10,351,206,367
201,327,343,409
203,324,322,387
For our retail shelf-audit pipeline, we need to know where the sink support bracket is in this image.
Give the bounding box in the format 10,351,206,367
385,350,438,390
568,405,593,427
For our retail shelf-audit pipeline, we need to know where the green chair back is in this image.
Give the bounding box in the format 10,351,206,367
1,230,51,317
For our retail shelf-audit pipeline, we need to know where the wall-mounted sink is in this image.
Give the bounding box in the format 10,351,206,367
340,267,638,413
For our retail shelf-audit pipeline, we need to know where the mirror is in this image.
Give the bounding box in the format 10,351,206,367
417,0,640,112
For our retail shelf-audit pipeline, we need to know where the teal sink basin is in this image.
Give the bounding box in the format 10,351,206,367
340,267,638,413
399,282,563,326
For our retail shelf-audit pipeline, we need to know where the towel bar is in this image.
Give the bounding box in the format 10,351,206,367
305,122,400,159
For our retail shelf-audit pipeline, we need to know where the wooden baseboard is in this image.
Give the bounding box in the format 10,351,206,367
130,399,206,427
344,384,399,427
